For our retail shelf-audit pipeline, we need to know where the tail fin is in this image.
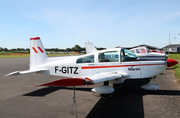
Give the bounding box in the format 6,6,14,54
85,41,97,54
4,37,48,77
30,37,47,69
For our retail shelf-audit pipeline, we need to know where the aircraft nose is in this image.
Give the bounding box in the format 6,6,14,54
167,59,178,67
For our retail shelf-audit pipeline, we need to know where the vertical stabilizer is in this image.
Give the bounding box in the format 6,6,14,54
30,37,47,70
85,41,97,54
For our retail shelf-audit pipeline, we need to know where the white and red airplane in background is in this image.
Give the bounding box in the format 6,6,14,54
5,37,168,94
129,46,178,67
129,46,167,59
86,41,178,68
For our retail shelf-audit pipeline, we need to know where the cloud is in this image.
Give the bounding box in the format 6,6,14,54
163,11,180,21
17,0,180,48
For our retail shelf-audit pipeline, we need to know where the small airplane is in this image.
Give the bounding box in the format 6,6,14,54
5,37,167,95
130,46,167,58
85,42,178,68
129,46,178,67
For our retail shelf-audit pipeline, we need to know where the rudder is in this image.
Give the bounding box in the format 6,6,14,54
30,37,47,69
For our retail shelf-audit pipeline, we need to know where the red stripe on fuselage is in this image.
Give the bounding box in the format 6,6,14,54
82,63,164,69
32,47,38,53
38,47,44,53
82,65,140,69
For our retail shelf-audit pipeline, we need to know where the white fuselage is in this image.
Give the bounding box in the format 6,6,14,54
37,48,166,79
5,37,167,92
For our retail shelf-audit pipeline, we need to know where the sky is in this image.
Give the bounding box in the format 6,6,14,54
0,0,180,49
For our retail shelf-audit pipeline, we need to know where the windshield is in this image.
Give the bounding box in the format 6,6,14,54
121,49,138,61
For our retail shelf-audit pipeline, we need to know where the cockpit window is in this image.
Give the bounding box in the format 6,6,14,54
136,49,140,53
121,49,138,61
139,48,146,53
76,55,94,63
99,51,119,62
147,49,150,53
130,49,135,53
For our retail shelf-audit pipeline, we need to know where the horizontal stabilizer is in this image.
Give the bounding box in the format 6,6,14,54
4,71,21,77
4,69,47,77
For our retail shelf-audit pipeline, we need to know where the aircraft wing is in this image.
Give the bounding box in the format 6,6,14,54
37,72,128,87
85,72,128,84
4,69,48,77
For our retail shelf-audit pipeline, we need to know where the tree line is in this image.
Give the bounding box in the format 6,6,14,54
0,45,106,53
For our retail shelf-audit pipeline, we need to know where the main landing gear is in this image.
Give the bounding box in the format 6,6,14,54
141,76,159,91
91,81,114,97
91,78,125,97
101,81,112,97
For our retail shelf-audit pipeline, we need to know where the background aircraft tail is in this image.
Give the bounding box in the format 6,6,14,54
85,41,97,54
30,37,48,70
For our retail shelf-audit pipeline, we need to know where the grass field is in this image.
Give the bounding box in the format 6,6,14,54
0,51,29,58
0,51,29,54
0,55,30,59
0,52,82,59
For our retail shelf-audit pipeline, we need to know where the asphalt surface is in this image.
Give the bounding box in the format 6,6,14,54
0,57,180,118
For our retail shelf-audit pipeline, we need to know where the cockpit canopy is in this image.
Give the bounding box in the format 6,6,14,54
121,49,138,61
76,48,138,64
